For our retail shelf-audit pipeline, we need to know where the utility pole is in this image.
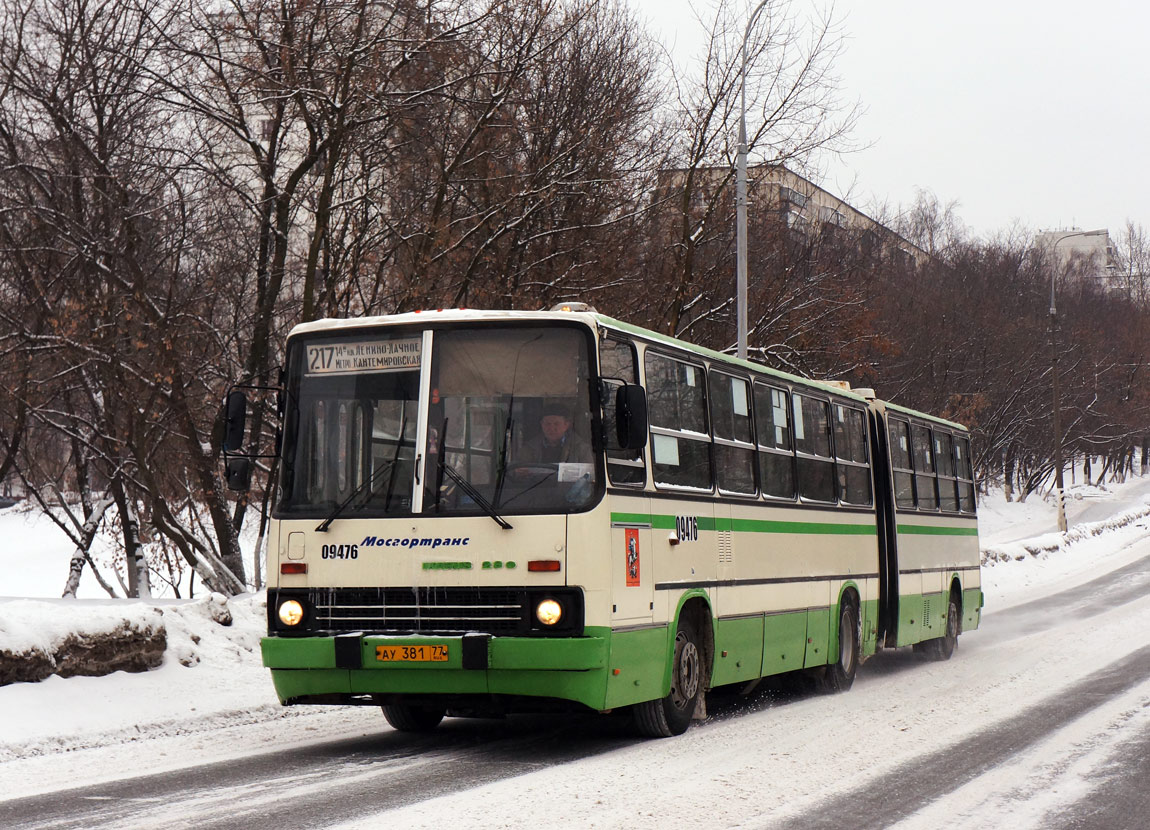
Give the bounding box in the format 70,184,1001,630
735,1,771,361
1046,228,1107,532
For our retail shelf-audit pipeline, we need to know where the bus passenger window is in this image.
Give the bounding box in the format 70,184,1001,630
834,405,872,506
956,436,976,512
754,384,795,499
911,425,938,510
645,353,712,490
710,371,755,496
888,419,915,509
794,394,834,502
935,432,959,512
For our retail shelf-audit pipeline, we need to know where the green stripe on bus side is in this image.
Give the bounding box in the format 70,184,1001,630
897,524,979,537
611,513,876,536
727,517,876,535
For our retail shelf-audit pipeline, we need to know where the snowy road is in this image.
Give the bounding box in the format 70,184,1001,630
5,529,1150,829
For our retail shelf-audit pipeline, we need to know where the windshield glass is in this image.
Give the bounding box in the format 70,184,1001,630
279,332,423,516
277,323,602,518
425,325,600,516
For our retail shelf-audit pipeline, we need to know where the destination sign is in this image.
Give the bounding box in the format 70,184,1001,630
305,338,422,375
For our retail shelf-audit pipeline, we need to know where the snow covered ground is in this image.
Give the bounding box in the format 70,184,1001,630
2,474,1150,827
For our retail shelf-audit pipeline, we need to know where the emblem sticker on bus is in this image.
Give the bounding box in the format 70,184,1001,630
625,528,640,586
305,338,421,375
675,516,699,543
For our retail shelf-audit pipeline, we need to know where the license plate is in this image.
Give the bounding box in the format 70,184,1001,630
375,644,449,662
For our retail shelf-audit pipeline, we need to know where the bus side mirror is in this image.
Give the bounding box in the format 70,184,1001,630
226,457,252,491
222,390,248,453
615,385,648,450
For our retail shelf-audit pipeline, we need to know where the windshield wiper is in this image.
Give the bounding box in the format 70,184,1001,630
317,417,407,533
315,458,396,532
492,414,515,508
440,461,512,530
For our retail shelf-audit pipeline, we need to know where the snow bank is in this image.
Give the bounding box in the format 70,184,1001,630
0,598,166,684
0,593,272,763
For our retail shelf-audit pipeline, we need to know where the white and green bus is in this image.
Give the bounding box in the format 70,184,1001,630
223,306,982,737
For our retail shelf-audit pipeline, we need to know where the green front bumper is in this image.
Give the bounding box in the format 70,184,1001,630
262,630,620,711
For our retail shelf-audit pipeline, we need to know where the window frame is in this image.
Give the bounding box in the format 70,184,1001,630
955,434,977,514
910,423,939,511
934,430,960,513
753,381,797,502
833,403,873,507
599,336,647,488
888,417,916,510
644,350,714,493
708,368,757,498
792,392,837,504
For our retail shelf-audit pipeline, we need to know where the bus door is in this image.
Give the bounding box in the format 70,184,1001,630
868,405,900,648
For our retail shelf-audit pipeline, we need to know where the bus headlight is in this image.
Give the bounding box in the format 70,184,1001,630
278,600,305,627
535,599,563,626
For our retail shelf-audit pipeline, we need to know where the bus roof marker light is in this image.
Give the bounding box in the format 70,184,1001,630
528,560,561,572
549,301,596,313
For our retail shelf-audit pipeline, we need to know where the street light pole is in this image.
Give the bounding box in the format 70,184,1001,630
1046,228,1107,533
736,0,770,361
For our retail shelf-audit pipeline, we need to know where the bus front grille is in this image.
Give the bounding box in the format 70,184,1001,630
310,587,530,635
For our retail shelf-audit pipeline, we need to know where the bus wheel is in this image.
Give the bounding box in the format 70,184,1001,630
821,595,859,693
633,619,702,738
919,594,959,661
382,703,446,733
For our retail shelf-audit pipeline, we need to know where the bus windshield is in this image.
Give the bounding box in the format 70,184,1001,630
277,324,602,519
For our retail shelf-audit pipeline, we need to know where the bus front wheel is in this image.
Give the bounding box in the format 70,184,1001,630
382,703,446,733
633,619,702,738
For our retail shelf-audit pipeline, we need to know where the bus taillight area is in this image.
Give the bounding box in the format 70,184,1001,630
265,586,586,638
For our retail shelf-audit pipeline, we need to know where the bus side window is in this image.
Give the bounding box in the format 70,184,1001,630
888,418,915,509
911,425,938,510
710,371,755,496
834,405,872,505
645,352,712,490
793,393,834,502
754,383,795,499
955,436,976,513
599,338,646,486
935,432,959,512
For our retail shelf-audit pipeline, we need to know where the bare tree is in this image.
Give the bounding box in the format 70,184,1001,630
641,0,860,344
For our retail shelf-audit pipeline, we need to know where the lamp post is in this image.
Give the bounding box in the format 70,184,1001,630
1046,228,1107,532
736,0,771,361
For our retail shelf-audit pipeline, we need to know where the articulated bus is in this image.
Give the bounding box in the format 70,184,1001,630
223,306,982,737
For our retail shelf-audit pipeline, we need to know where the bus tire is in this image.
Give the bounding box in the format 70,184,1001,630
382,703,446,733
919,593,959,661
633,618,702,738
821,594,859,693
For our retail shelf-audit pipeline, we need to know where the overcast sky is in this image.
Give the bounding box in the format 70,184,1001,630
633,0,1150,239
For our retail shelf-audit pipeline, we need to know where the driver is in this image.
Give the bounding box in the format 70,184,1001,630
524,401,590,465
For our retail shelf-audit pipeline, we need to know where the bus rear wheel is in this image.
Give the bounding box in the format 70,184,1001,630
633,619,702,738
820,595,859,693
918,594,959,661
382,703,446,733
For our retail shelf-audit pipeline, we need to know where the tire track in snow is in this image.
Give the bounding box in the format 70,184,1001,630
769,641,1150,828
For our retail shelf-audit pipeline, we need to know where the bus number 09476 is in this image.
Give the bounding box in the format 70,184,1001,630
321,544,359,559
675,516,699,543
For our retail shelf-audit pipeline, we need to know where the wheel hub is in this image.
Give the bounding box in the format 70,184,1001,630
670,632,700,709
